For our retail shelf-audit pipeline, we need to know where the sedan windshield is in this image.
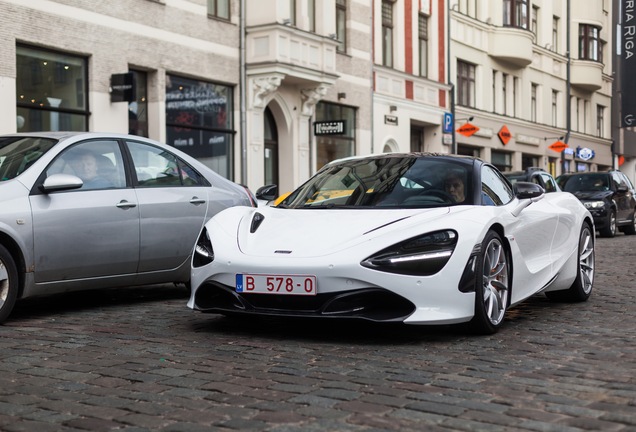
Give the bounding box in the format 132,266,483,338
279,156,473,209
0,137,57,181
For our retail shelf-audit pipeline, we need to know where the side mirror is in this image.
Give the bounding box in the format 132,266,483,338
40,174,84,193
514,181,545,200
617,184,628,193
255,184,278,202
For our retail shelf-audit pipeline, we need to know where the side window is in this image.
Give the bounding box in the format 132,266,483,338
47,140,126,190
611,172,623,190
481,165,514,206
126,141,206,187
541,173,557,192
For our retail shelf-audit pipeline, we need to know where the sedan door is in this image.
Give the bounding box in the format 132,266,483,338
125,140,208,274
30,140,140,283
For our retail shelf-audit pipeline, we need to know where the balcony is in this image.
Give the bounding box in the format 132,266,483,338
488,27,534,67
245,23,339,86
571,60,603,92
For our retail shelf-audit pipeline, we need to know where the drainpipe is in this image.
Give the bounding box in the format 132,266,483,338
240,0,247,185
563,0,571,174
448,0,456,155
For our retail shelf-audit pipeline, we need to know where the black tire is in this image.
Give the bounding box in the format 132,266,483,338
469,231,510,335
546,222,594,302
599,209,616,238
0,244,19,324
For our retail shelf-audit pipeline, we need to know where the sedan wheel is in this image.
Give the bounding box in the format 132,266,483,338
469,231,510,334
0,244,19,324
546,222,594,302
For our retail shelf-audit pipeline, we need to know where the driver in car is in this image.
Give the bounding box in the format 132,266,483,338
444,172,465,203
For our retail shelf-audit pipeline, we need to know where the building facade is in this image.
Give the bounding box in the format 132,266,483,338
0,0,622,191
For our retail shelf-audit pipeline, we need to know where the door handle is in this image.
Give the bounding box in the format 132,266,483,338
116,200,137,209
190,197,206,205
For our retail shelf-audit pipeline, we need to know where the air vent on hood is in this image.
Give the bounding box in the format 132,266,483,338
250,212,265,233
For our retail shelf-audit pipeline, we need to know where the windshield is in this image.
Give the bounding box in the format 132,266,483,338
279,156,473,209
0,137,57,181
559,174,610,193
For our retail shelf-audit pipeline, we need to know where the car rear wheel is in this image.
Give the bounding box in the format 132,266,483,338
0,244,19,324
469,231,510,335
546,222,594,302
600,209,616,237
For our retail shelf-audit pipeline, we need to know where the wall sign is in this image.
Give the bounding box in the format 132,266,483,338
498,125,511,145
314,120,346,135
576,147,595,161
110,72,135,103
384,115,398,126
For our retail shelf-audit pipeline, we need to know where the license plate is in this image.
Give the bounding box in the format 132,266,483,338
236,274,317,296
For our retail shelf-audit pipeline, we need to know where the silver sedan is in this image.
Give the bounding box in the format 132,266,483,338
0,132,255,323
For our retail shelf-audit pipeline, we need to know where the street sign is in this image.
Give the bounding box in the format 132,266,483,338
498,125,511,145
443,112,453,134
456,122,479,137
548,141,568,152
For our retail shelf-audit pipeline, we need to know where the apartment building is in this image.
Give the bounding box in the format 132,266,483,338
1,0,623,191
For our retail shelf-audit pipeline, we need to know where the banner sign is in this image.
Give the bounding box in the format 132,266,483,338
621,0,636,127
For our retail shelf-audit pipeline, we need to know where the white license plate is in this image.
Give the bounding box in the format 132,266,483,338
236,274,317,296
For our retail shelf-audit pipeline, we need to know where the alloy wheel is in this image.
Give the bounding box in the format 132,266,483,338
482,238,509,326
0,261,8,304
579,226,595,295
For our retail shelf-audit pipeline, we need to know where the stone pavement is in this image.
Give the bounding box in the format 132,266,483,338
0,233,634,431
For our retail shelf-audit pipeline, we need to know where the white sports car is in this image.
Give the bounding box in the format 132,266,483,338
188,153,595,334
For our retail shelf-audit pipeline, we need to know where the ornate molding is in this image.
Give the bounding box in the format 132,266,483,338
252,75,283,108
301,85,329,116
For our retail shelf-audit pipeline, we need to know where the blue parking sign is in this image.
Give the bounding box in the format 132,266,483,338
443,112,453,134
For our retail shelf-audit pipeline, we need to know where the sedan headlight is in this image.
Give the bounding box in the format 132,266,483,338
193,228,214,268
361,230,457,276
583,200,605,209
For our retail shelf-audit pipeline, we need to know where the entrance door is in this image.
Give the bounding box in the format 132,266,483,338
264,107,279,186
410,126,424,152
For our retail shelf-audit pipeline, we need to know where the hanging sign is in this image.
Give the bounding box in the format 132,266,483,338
456,122,479,137
576,147,595,161
548,141,569,152
110,72,135,103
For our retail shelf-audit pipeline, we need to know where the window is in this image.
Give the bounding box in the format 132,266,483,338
165,74,234,179
490,151,512,172
552,90,558,127
481,165,514,206
382,0,394,67
419,14,428,77
513,77,518,117
315,102,356,170
531,5,539,35
579,24,601,61
457,61,476,108
336,0,347,52
521,154,539,169
308,0,316,32
492,70,497,112
207,0,229,20
16,45,88,132
597,105,605,137
552,16,559,51
531,83,538,122
127,140,206,187
458,0,478,18
129,70,148,137
503,0,528,29
502,73,508,115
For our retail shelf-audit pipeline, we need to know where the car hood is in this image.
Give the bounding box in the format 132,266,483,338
234,207,452,258
571,190,612,200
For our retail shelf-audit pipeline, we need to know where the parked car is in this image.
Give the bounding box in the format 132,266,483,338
557,170,636,237
503,167,561,192
0,132,256,323
188,153,595,334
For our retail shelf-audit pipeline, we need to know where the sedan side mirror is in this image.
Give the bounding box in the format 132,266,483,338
255,184,278,202
40,174,84,193
514,181,545,200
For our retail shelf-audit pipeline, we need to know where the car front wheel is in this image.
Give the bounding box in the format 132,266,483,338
621,208,636,235
0,244,19,324
469,231,510,335
546,221,594,302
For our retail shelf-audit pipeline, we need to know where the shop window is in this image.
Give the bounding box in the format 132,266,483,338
16,45,88,132
165,74,234,179
129,70,148,137
491,150,512,172
315,102,356,170
521,154,539,169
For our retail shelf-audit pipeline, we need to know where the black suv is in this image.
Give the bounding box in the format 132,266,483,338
557,170,636,237
503,167,561,193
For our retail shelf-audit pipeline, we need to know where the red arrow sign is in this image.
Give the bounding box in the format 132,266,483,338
548,141,568,152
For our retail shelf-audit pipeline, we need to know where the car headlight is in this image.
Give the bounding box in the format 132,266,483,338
361,230,457,276
193,228,214,268
583,201,605,209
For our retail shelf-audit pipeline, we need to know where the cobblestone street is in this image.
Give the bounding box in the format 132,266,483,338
0,234,634,431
